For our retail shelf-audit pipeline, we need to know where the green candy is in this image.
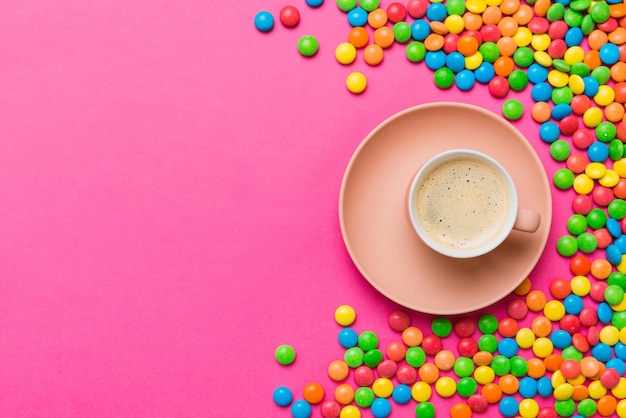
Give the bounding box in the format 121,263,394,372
555,399,576,417
608,272,626,290
587,208,607,229
596,121,617,142
562,345,583,361
592,66,611,85
577,398,598,417
546,3,565,22
431,317,453,337
610,139,624,161
354,387,375,407
297,35,319,57
478,334,499,353
604,284,625,305
550,139,571,162
344,346,365,368
479,42,500,63
567,214,588,235
415,402,436,418
557,235,578,257
554,168,575,190
564,9,583,27
446,0,466,15
363,348,383,367
513,47,534,68
434,67,455,89
609,199,626,220
359,0,380,11
581,14,596,35
612,311,626,330
491,355,511,376
552,59,571,73
502,99,524,121
510,356,528,377
508,70,528,91
358,331,379,351
456,377,478,397
453,357,475,378
570,0,591,11
576,232,597,253
393,22,412,43
478,314,498,334
590,1,611,23
406,346,426,367
336,0,358,12
275,344,297,365
406,42,426,63
552,86,574,104
571,62,591,77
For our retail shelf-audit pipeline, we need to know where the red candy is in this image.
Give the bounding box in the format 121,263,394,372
598,18,619,33
559,115,579,136
388,310,411,332
566,153,589,173
615,179,626,199
550,278,572,299
407,0,427,18
572,128,594,149
280,6,300,28
617,122,626,140
507,299,529,320
587,326,600,346
396,364,417,384
571,96,592,116
421,334,442,355
386,2,407,22
548,21,568,39
489,76,510,98
594,228,613,249
480,24,501,42
572,194,594,214
386,341,407,361
548,39,567,58
538,407,558,418
454,317,476,337
560,359,582,379
615,83,626,103
593,186,616,206
498,317,519,338
579,306,599,327
600,368,621,389
590,281,609,302
458,337,479,357
444,34,460,53
570,255,592,275
376,360,397,379
572,332,590,352
321,400,341,418
468,394,489,412
559,314,581,334
355,365,375,386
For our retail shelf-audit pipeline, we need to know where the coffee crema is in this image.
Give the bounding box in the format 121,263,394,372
414,157,510,251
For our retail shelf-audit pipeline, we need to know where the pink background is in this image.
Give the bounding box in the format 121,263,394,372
1,1,575,416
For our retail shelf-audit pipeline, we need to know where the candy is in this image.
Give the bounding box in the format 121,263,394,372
276,344,297,365
280,6,300,28
346,72,367,94
291,400,312,418
298,35,319,57
502,99,524,120
274,386,294,406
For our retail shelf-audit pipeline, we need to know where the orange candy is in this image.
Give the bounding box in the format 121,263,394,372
585,50,602,69
497,36,518,56
334,384,355,405
527,358,547,378
500,0,521,15
328,360,350,382
367,8,388,29
609,27,626,45
450,402,472,418
457,35,480,56
304,382,325,404
589,29,609,50
543,353,564,372
386,341,407,362
374,26,395,48
580,357,601,378
499,374,520,394
498,16,519,37
494,56,515,76
364,44,384,65
402,326,424,346
531,316,552,337
513,277,532,296
424,33,445,51
513,4,534,25
532,101,552,122
473,351,494,367
348,27,369,48
572,384,589,402
430,21,449,35
606,102,626,122
526,290,548,311
483,6,503,25
598,395,618,416
612,62,626,83
435,349,456,371
419,362,440,383
463,12,484,31
534,0,551,17
482,382,503,403
591,259,612,279
611,3,626,18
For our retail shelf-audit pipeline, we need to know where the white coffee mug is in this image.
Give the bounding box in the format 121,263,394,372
407,149,541,258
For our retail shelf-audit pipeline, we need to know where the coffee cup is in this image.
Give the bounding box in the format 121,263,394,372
407,149,541,258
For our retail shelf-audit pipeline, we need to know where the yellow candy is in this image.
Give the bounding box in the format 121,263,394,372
551,370,566,387
335,304,357,325
532,337,554,358
583,107,604,127
571,275,591,296
548,70,569,87
445,15,465,34
586,162,607,179
531,34,551,51
372,378,394,398
412,381,432,402
464,51,483,70
618,399,626,418
518,399,539,418
564,46,585,64
618,255,626,274
485,0,503,5
595,85,616,107
336,42,357,65
515,328,536,349
513,27,533,47
568,74,585,95
599,169,620,187
612,297,626,312
465,0,487,13
567,374,586,386
620,327,626,344
573,173,595,195
554,383,574,401
589,380,608,399
340,405,361,418
600,325,620,345
543,300,565,321
614,158,626,178
613,378,626,399
534,51,552,67
435,377,456,397
474,365,496,384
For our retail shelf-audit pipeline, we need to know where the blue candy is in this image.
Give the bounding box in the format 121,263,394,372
588,141,609,162
551,103,572,120
607,244,623,265
426,3,447,21
539,121,560,143
600,43,621,65
551,330,572,349
392,384,412,404
446,52,466,73
563,295,584,315
537,377,553,397
531,82,553,102
455,69,475,91
583,76,600,97
519,377,538,398
291,400,312,418
607,358,626,375
474,62,495,84
305,0,324,6
565,27,583,46
498,338,519,358
273,386,293,407
592,342,613,363
528,63,549,84
607,218,623,238
614,342,626,361
615,235,626,252
347,8,369,27
598,302,613,323
338,328,359,348
254,10,275,32
499,396,519,417
425,51,447,70
371,398,392,418
411,19,431,41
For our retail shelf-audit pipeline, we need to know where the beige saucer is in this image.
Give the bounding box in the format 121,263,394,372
339,102,552,315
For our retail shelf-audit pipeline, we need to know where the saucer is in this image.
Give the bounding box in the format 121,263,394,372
339,102,552,315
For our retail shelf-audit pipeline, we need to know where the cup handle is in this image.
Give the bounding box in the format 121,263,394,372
513,207,541,233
